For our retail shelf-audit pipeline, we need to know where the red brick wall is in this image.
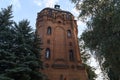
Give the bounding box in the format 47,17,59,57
36,8,88,80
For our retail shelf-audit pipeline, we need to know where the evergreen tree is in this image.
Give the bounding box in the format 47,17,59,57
6,20,43,80
0,5,15,80
70,0,120,80
0,6,44,80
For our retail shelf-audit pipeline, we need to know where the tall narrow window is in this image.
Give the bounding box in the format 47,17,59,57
67,30,71,37
45,48,50,59
47,27,51,35
69,50,74,61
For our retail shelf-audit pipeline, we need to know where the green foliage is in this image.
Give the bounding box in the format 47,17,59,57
0,6,44,80
0,5,15,75
85,64,96,80
0,75,14,80
79,40,97,80
70,0,120,80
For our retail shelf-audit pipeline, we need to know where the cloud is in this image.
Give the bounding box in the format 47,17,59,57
45,0,59,7
34,0,59,8
71,7,79,16
77,20,86,36
33,0,42,6
10,0,21,9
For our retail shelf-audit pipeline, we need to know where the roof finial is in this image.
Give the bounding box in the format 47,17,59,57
54,4,60,9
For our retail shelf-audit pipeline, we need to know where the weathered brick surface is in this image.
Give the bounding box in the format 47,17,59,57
36,7,88,80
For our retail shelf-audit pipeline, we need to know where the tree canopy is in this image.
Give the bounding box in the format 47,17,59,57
79,40,97,80
0,6,44,80
70,0,120,80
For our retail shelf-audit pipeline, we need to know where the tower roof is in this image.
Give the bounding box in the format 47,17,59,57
39,6,73,16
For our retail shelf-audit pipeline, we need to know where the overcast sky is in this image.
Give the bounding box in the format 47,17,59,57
0,0,104,80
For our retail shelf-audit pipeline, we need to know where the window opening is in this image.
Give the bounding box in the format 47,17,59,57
69,50,74,61
67,30,71,37
45,48,50,59
47,27,51,35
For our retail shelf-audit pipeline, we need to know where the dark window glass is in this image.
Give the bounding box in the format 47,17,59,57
47,27,51,35
67,30,71,37
45,48,50,59
69,50,74,61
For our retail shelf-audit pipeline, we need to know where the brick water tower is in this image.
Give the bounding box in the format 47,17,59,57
36,5,88,80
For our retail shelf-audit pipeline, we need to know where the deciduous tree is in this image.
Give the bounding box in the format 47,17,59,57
79,40,97,80
70,0,120,80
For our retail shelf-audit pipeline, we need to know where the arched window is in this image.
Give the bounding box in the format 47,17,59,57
67,30,71,37
45,48,50,59
69,50,74,61
47,27,51,35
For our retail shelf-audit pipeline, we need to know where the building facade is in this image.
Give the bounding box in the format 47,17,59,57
36,5,88,80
